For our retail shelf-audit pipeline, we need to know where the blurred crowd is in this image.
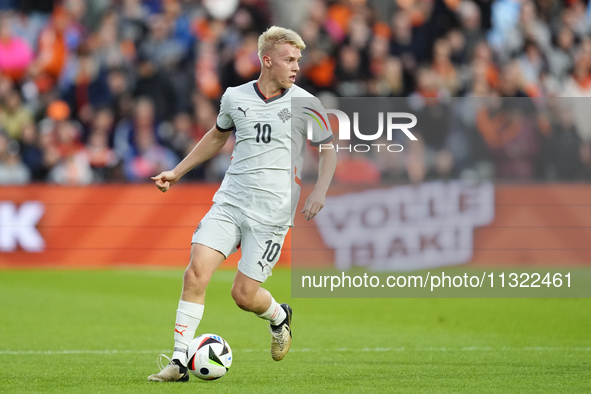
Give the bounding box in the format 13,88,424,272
0,0,591,185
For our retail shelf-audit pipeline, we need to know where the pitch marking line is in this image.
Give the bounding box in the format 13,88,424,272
1,347,590,355
0,350,169,355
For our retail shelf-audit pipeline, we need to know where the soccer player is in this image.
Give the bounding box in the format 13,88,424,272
147,26,337,382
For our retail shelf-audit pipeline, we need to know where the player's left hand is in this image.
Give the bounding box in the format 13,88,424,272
151,170,179,193
301,189,325,221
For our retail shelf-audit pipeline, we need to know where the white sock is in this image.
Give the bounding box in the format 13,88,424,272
172,300,204,365
256,298,286,326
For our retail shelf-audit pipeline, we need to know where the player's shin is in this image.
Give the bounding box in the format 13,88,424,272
255,297,286,326
172,300,204,365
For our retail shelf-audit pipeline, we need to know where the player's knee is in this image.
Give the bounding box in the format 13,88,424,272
231,286,254,311
183,265,210,291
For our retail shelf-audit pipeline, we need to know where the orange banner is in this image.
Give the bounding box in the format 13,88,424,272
291,183,591,269
1,184,590,268
0,184,291,268
471,184,591,266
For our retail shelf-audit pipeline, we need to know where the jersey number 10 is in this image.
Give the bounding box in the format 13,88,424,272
254,123,272,144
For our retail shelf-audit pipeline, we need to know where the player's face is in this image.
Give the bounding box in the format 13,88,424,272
269,43,301,89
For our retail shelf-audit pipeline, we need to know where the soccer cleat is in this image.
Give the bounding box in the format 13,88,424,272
269,303,292,361
147,354,189,382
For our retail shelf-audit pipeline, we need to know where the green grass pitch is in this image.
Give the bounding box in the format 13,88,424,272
0,268,589,393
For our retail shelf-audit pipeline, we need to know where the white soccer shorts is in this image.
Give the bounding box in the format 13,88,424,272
191,203,289,282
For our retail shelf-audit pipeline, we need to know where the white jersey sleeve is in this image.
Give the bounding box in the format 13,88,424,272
303,97,334,147
216,90,235,132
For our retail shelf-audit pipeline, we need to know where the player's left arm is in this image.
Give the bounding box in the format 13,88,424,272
301,145,337,221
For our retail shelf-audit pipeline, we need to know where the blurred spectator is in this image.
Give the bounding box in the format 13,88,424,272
123,126,178,182
0,12,34,82
368,35,389,79
163,0,196,52
541,103,588,180
407,67,455,180
368,56,405,97
10,7,49,48
431,38,459,94
90,107,115,137
46,119,93,185
563,0,591,38
60,45,113,124
446,28,467,66
120,0,149,48
0,88,34,140
497,61,529,97
560,54,591,143
47,150,93,184
488,0,521,56
561,52,591,98
84,128,118,182
502,0,551,62
36,100,90,184
115,96,155,157
220,32,261,89
475,98,541,179
302,46,336,93
389,11,420,74
133,55,176,121
516,40,546,94
546,26,575,81
31,7,72,92
19,122,45,180
106,66,134,122
77,0,110,34
470,41,500,91
0,130,30,184
457,0,485,61
82,107,118,181
164,112,198,159
268,0,312,31
139,13,187,68
447,89,493,180
93,10,135,69
374,135,407,181
54,119,84,161
335,45,367,96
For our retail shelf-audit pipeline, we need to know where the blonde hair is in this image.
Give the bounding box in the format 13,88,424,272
257,26,306,60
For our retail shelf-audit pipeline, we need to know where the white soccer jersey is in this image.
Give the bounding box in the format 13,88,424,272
214,81,334,226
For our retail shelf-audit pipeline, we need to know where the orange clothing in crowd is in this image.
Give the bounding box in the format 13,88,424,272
37,28,67,79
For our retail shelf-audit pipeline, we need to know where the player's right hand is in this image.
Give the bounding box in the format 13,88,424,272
151,171,179,193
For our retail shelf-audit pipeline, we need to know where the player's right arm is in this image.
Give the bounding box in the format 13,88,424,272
152,126,232,192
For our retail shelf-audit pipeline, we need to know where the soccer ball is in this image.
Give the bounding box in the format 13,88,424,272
187,334,232,380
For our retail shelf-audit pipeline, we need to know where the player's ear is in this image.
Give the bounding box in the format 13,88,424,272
262,54,272,69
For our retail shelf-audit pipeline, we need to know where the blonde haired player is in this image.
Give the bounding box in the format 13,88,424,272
148,26,337,382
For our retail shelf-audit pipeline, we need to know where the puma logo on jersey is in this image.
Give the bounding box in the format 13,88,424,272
238,107,249,117
175,329,186,336
257,261,269,272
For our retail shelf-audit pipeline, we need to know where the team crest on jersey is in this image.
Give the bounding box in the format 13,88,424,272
277,108,292,123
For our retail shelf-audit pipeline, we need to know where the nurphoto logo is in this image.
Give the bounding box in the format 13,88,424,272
304,108,418,152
